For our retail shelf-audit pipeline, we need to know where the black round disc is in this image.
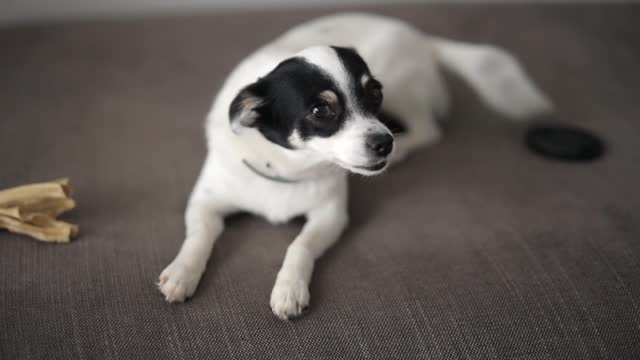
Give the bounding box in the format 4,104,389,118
526,125,605,162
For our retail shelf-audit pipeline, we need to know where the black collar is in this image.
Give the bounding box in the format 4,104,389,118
242,159,302,184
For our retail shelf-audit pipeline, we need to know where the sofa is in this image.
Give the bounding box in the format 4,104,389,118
1,4,638,359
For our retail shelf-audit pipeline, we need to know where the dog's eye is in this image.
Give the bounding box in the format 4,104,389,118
366,81,383,107
311,104,335,120
370,87,382,102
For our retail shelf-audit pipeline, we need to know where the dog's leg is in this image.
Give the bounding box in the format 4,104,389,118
270,197,348,320
389,113,441,165
158,185,225,303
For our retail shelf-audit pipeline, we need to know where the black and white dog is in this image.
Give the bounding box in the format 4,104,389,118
158,13,551,319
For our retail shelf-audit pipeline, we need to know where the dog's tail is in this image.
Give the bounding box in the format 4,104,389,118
432,38,553,119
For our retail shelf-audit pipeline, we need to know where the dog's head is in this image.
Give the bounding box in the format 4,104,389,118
229,46,394,175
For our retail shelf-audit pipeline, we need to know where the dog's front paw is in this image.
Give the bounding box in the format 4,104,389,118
157,261,203,303
270,278,310,320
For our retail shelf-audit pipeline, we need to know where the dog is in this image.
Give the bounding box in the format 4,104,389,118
157,13,552,320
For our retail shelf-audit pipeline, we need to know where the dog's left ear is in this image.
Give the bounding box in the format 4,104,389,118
229,81,266,134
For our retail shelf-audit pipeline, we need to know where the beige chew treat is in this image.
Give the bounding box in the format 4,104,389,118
0,178,78,243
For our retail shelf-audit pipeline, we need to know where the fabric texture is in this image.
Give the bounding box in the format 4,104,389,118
1,4,639,359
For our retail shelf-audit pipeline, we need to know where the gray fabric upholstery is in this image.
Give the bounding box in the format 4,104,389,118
1,4,639,359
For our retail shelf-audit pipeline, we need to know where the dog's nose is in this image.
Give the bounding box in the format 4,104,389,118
366,133,394,157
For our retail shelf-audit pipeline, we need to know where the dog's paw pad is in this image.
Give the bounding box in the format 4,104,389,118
270,278,310,320
157,261,202,303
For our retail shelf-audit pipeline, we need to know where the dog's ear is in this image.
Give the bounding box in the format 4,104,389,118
229,81,267,133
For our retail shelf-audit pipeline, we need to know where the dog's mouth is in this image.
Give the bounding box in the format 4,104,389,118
332,158,389,176
344,159,388,175
354,160,387,172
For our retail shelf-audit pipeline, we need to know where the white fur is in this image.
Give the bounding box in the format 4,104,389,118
158,13,552,319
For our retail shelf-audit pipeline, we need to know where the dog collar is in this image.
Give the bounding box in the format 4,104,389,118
242,159,302,184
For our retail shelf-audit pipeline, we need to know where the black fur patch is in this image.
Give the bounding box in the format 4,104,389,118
331,46,383,115
229,47,385,149
377,111,407,134
229,57,349,148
